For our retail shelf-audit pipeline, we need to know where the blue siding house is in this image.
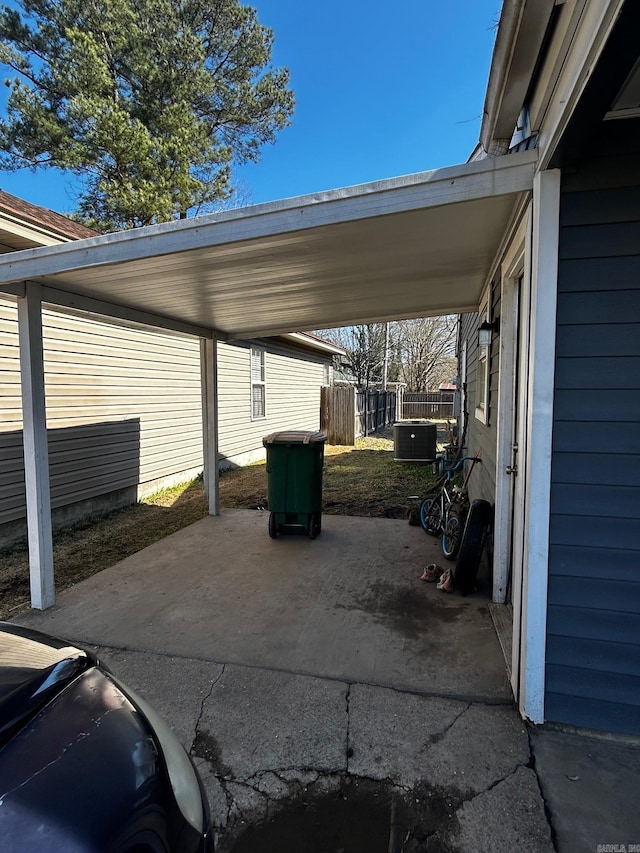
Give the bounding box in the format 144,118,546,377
459,0,640,735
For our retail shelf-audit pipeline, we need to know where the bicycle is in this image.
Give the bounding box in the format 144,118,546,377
419,454,481,560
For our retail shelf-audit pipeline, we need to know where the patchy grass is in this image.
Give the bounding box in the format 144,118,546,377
0,478,208,621
1,431,441,620
217,433,437,519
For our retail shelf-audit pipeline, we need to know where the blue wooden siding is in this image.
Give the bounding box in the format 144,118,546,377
546,175,640,735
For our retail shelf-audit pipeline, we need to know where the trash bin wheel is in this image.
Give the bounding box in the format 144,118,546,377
268,512,278,538
314,512,322,534
307,514,320,540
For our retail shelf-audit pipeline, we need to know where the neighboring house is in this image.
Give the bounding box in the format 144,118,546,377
217,332,340,469
457,1,640,736
0,192,341,544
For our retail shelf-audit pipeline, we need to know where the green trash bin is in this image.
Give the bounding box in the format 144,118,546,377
263,430,326,539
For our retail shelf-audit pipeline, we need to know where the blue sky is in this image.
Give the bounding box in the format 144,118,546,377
0,0,500,215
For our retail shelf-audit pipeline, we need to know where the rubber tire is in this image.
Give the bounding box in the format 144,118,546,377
454,499,493,595
418,496,433,533
314,512,322,534
307,515,317,539
419,496,435,533
424,497,442,536
268,512,278,539
442,512,463,561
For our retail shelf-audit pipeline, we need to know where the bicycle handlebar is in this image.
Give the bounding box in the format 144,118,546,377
442,455,481,480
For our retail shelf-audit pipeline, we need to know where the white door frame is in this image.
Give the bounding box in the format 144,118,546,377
493,209,532,605
492,169,560,723
517,169,561,723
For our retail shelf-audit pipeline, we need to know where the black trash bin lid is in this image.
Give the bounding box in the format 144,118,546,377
263,430,327,446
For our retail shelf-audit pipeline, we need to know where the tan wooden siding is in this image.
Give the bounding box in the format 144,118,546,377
0,299,21,430
2,298,333,525
218,339,328,466
1,296,203,526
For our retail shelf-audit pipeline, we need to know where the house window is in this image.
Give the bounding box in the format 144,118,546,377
251,347,266,419
475,288,490,425
323,362,331,386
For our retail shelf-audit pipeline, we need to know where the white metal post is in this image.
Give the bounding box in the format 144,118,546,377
200,339,209,499
202,335,219,515
519,169,561,723
18,282,55,609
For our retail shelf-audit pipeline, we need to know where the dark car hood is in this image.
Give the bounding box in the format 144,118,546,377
0,622,96,743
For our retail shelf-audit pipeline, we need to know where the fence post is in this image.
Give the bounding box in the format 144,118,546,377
365,389,369,436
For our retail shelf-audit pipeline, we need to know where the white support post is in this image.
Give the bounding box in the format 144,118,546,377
201,335,219,515
200,339,209,499
18,282,55,610
519,169,561,724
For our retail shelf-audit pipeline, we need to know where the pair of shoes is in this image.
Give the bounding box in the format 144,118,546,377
420,564,443,582
437,568,453,593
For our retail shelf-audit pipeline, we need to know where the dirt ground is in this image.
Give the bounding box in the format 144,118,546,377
0,430,442,620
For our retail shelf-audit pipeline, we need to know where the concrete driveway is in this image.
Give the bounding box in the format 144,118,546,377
14,510,640,852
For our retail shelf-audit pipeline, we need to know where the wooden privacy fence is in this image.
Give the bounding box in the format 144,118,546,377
402,391,455,420
320,387,397,445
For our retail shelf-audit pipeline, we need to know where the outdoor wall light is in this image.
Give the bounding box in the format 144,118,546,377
478,318,500,349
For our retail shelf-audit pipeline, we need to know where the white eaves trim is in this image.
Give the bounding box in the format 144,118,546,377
537,0,626,168
284,332,345,356
481,0,557,151
0,214,76,247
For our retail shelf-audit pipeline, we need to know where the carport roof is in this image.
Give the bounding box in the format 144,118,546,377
0,149,536,339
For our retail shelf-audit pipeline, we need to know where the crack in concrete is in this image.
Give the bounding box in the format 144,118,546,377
244,767,412,798
217,767,412,802
345,683,352,772
527,726,559,852
424,700,472,748
181,662,534,851
218,759,558,852
244,767,325,789
348,679,513,708
467,761,522,801
190,663,225,757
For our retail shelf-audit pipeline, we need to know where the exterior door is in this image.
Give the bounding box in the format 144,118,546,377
493,207,531,698
508,274,529,697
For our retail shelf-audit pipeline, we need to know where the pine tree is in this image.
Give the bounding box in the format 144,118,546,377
0,0,294,230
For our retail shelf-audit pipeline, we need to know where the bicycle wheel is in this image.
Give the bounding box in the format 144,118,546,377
419,495,435,534
423,496,442,536
442,512,463,561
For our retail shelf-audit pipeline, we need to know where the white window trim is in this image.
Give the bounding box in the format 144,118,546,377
250,345,266,420
475,286,491,424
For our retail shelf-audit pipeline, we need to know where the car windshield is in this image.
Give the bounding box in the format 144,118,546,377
0,624,93,742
